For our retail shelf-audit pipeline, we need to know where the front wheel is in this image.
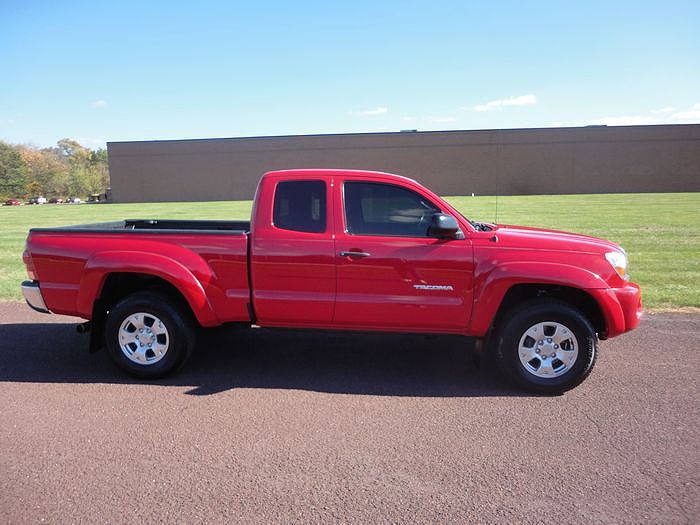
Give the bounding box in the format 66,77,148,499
496,301,597,394
104,291,196,379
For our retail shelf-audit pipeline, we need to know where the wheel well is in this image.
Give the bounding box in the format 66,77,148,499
98,273,193,315
494,284,607,337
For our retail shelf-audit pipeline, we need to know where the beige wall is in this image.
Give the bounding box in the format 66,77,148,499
107,124,700,202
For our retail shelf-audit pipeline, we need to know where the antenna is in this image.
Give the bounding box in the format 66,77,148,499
494,139,502,224
494,186,499,224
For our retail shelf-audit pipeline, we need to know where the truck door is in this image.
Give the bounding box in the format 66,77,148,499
334,180,473,332
250,178,336,324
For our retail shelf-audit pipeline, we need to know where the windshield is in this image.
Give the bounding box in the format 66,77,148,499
450,207,495,232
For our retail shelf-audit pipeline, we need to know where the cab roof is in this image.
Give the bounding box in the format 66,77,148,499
262,168,418,185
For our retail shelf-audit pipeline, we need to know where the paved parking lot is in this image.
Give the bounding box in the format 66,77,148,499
1,303,697,523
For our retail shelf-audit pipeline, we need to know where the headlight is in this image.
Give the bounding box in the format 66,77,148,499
605,251,628,279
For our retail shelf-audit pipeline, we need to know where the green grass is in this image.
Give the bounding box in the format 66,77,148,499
1,193,698,309
444,193,700,309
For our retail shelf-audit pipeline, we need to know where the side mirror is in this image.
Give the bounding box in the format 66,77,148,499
428,213,462,239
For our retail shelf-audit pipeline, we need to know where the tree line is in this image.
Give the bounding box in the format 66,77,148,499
0,139,110,200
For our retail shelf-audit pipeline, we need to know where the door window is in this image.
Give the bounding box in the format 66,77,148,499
344,182,439,237
273,180,326,233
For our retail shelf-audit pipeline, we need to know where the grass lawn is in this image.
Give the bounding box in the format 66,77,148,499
1,193,698,309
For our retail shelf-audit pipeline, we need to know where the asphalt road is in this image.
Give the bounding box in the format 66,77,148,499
0,302,697,524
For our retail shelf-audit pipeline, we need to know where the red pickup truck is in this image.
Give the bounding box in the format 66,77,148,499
21,169,642,393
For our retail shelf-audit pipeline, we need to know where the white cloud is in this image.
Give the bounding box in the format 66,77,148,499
695,103,700,109
671,109,700,121
587,115,657,126
93,99,107,108
431,116,457,123
357,106,387,116
651,106,674,114
470,94,537,112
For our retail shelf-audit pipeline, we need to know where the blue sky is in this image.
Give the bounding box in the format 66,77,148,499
2,0,699,148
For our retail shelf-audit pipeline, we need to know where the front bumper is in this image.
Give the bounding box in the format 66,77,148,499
613,282,643,333
588,282,642,339
21,280,50,314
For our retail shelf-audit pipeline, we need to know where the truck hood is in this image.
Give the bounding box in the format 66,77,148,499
488,223,622,254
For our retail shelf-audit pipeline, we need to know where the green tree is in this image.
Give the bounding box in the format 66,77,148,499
0,141,26,199
90,148,110,192
57,138,109,196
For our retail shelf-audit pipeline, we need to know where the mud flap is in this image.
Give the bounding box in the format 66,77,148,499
88,300,106,353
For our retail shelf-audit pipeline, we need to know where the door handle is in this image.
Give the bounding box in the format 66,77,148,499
339,251,371,258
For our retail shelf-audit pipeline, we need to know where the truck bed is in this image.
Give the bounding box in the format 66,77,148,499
30,219,251,234
25,219,252,325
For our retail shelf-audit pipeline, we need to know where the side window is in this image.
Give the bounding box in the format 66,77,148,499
344,182,439,237
273,180,326,233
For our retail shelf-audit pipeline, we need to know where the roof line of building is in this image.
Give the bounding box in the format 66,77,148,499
107,123,700,146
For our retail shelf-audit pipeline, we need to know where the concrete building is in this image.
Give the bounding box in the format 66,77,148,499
107,124,700,202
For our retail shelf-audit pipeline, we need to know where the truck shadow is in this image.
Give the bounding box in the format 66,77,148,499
0,322,524,397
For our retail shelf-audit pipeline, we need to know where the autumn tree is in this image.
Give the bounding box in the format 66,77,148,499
18,145,69,197
0,140,109,199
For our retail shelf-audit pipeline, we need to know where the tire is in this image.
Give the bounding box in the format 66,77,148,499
104,291,196,379
495,300,597,395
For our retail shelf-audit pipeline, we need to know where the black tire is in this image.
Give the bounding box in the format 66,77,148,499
104,291,196,379
495,300,597,395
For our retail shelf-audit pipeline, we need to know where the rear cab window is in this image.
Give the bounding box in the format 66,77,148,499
273,180,327,233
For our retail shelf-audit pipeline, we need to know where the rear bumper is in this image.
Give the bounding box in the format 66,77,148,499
21,280,50,314
588,282,642,339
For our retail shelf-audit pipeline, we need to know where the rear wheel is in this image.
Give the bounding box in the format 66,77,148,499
496,301,597,394
104,291,196,378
